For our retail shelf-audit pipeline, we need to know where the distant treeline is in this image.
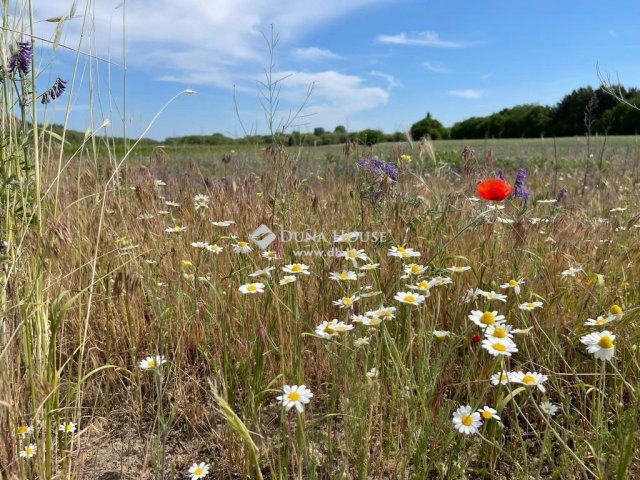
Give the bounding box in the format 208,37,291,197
48,85,640,147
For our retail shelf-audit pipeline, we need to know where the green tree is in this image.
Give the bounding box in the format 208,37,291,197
410,113,448,140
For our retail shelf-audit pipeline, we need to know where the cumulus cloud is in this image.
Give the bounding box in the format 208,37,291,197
378,31,470,48
292,47,341,60
33,0,389,130
448,89,483,99
274,70,389,128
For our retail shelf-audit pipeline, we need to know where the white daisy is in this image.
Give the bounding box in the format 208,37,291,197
481,337,518,357
561,266,583,277
233,242,253,254
276,385,313,412
452,405,482,435
238,282,265,294
332,295,359,308
360,263,380,271
283,263,310,275
139,355,167,370
580,330,615,361
468,310,506,329
165,225,187,233
500,278,525,295
394,291,426,306
279,275,297,285
484,324,514,340
519,301,544,311
206,244,223,254
212,220,235,227
191,241,209,249
540,401,559,416
249,267,275,278
262,250,280,260
584,316,612,327
478,406,500,422
188,462,210,479
58,422,77,434
19,443,37,459
403,263,428,277
433,330,452,339
476,290,508,302
510,371,548,392
329,271,358,281
388,246,421,259
490,371,511,386
447,266,471,273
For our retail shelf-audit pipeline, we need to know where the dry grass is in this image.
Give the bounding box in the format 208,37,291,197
2,141,639,478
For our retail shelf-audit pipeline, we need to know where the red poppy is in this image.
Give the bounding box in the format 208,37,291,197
471,332,482,344
477,178,513,201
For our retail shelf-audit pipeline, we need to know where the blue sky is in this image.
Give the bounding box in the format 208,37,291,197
33,0,640,140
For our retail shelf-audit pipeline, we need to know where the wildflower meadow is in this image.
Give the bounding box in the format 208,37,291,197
1,3,640,480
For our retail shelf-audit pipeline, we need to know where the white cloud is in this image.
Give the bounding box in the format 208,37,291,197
423,61,449,73
368,71,402,89
292,47,341,60
32,1,388,133
449,89,483,99
34,0,383,86
274,70,389,129
378,31,470,48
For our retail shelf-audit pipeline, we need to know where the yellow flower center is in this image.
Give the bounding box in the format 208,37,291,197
482,411,493,420
404,295,416,303
522,375,536,384
148,359,156,368
397,247,406,253
410,265,421,274
500,374,508,382
487,293,495,299
348,249,357,258
610,305,622,315
194,467,204,475
339,273,349,279
492,327,507,338
288,392,301,401
238,242,248,247
66,425,74,432
493,343,507,352
325,323,337,334
596,318,606,325
461,415,473,426
509,279,518,286
598,336,614,349
480,312,496,326
18,426,27,435
292,264,302,272
247,285,257,292
343,297,352,305
526,303,536,308
418,281,430,290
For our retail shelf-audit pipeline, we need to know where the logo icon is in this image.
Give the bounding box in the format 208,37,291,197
250,224,276,250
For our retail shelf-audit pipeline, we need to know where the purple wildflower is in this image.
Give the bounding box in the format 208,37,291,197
41,77,67,104
498,170,506,180
513,168,530,204
556,187,567,203
8,41,33,76
358,156,398,182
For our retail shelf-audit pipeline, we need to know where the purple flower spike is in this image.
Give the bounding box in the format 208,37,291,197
358,156,398,182
513,168,530,204
41,77,67,104
8,41,33,76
